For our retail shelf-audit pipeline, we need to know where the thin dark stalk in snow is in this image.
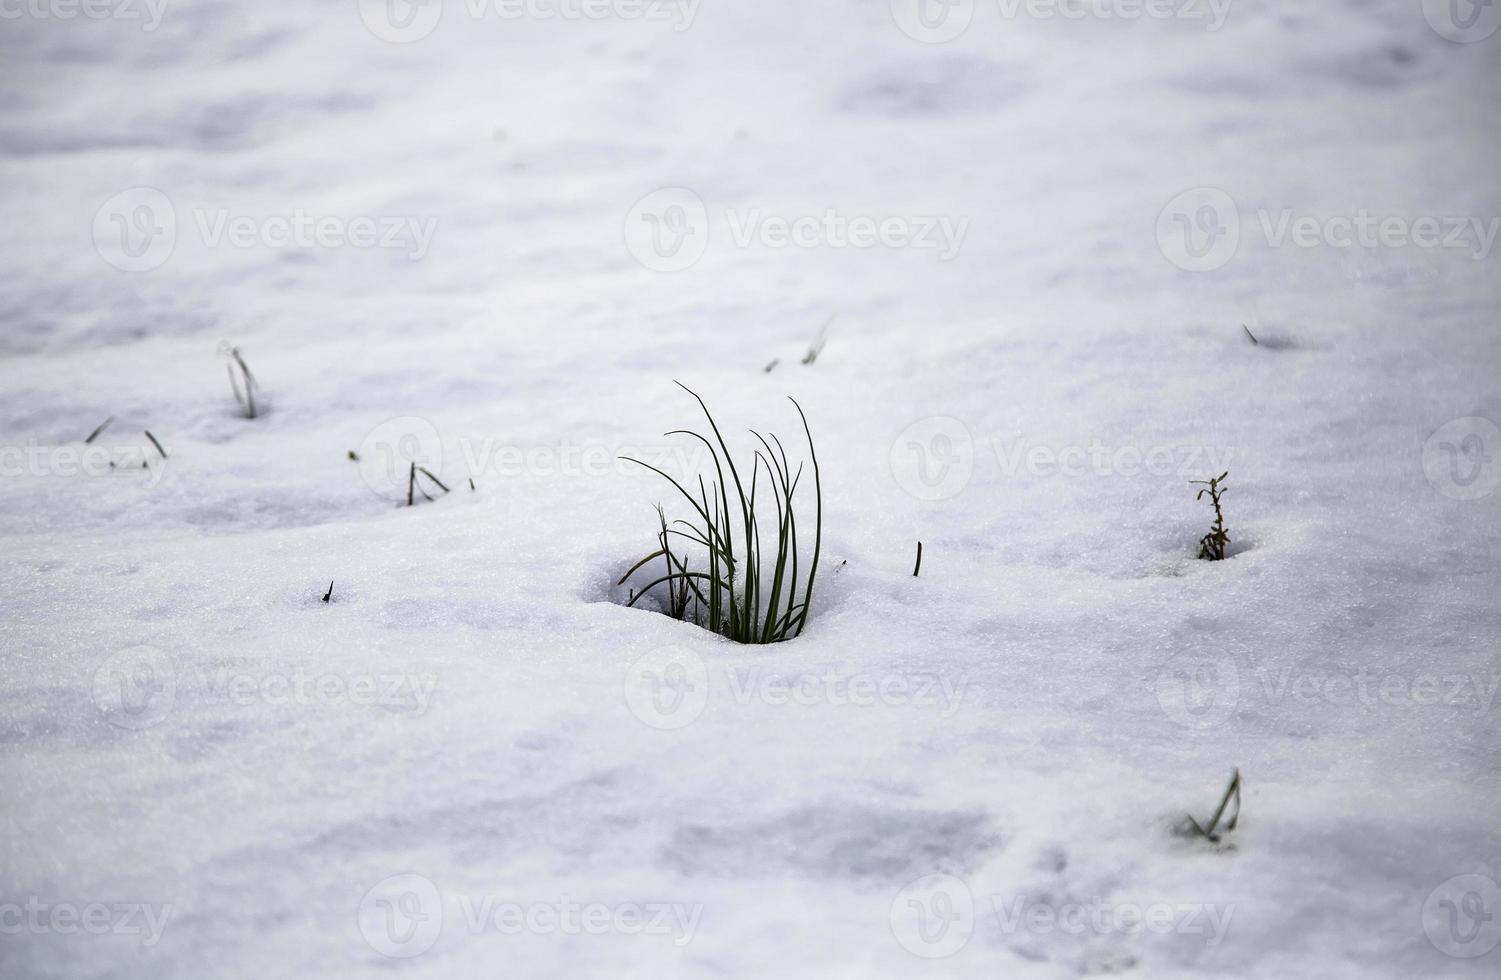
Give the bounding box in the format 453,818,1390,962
1180,769,1242,843
406,462,451,506
84,417,114,444
226,346,259,419
801,315,832,366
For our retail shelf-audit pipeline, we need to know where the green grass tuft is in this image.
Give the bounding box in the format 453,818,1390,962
619,383,823,644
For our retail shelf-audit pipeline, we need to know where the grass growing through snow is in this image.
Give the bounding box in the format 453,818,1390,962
619,383,822,645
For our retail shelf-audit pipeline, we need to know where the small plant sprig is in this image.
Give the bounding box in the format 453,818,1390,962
618,383,822,645
1178,769,1242,843
1191,471,1231,561
224,345,260,419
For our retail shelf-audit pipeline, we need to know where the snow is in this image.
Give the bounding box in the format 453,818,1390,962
2,0,1499,977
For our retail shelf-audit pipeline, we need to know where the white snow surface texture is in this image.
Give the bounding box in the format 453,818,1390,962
2,1,1499,977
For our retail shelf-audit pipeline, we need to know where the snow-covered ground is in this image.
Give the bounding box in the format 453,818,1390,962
2,0,1499,976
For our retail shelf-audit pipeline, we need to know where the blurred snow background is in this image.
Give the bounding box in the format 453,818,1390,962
1,0,1499,976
